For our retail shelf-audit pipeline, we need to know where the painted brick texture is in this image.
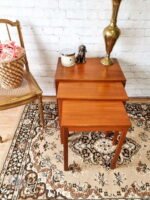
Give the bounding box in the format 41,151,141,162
0,0,150,96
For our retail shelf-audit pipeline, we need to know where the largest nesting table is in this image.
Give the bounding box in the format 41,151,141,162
55,57,126,91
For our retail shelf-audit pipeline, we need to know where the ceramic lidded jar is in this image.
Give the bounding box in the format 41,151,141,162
61,49,75,67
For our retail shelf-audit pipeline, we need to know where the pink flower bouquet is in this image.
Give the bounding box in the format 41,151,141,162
0,41,24,63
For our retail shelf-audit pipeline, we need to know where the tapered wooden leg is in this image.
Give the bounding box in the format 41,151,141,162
111,129,127,169
38,95,44,128
0,136,2,143
57,99,62,126
60,127,64,144
112,131,119,145
64,127,69,171
58,100,63,144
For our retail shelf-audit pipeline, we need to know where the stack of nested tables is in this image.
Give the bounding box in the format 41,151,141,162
55,58,131,171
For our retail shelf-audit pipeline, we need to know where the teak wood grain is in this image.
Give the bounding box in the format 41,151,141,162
61,100,131,129
57,82,128,101
55,57,126,91
55,57,130,171
60,100,131,171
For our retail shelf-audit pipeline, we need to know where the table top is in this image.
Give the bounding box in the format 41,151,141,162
55,58,126,87
57,82,128,101
61,100,131,128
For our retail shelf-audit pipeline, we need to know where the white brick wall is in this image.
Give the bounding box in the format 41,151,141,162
0,0,150,97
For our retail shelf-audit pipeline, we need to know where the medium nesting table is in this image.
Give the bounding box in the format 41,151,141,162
61,100,131,170
57,81,129,144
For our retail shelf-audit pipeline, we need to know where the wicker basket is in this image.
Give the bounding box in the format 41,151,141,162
0,54,25,89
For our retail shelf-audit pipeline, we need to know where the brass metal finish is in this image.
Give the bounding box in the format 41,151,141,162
101,0,122,66
0,19,45,142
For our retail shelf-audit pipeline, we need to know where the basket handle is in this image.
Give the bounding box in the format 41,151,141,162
6,24,11,41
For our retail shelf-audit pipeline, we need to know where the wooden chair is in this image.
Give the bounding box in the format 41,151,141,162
0,19,44,143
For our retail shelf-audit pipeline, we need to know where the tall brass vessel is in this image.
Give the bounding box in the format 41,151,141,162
101,0,122,66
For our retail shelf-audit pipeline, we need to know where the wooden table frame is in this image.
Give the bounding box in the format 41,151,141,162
55,57,126,92
62,127,128,170
55,57,131,171
60,100,131,171
57,81,129,144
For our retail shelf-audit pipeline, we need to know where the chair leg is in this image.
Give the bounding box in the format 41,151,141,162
64,127,69,171
111,129,127,169
0,136,3,143
38,95,44,128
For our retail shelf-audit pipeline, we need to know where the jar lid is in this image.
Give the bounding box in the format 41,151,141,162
61,49,75,56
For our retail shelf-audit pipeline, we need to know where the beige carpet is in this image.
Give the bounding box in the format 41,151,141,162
0,106,24,173
0,102,150,199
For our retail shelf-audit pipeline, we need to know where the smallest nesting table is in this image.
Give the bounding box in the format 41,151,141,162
61,100,131,171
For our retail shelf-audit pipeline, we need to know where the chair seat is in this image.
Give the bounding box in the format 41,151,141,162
0,71,42,109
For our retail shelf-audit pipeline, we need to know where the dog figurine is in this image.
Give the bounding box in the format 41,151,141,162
76,45,87,64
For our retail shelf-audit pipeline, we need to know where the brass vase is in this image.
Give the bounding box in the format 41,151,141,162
101,0,122,66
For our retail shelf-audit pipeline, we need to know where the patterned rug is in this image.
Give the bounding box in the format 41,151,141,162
0,102,150,200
